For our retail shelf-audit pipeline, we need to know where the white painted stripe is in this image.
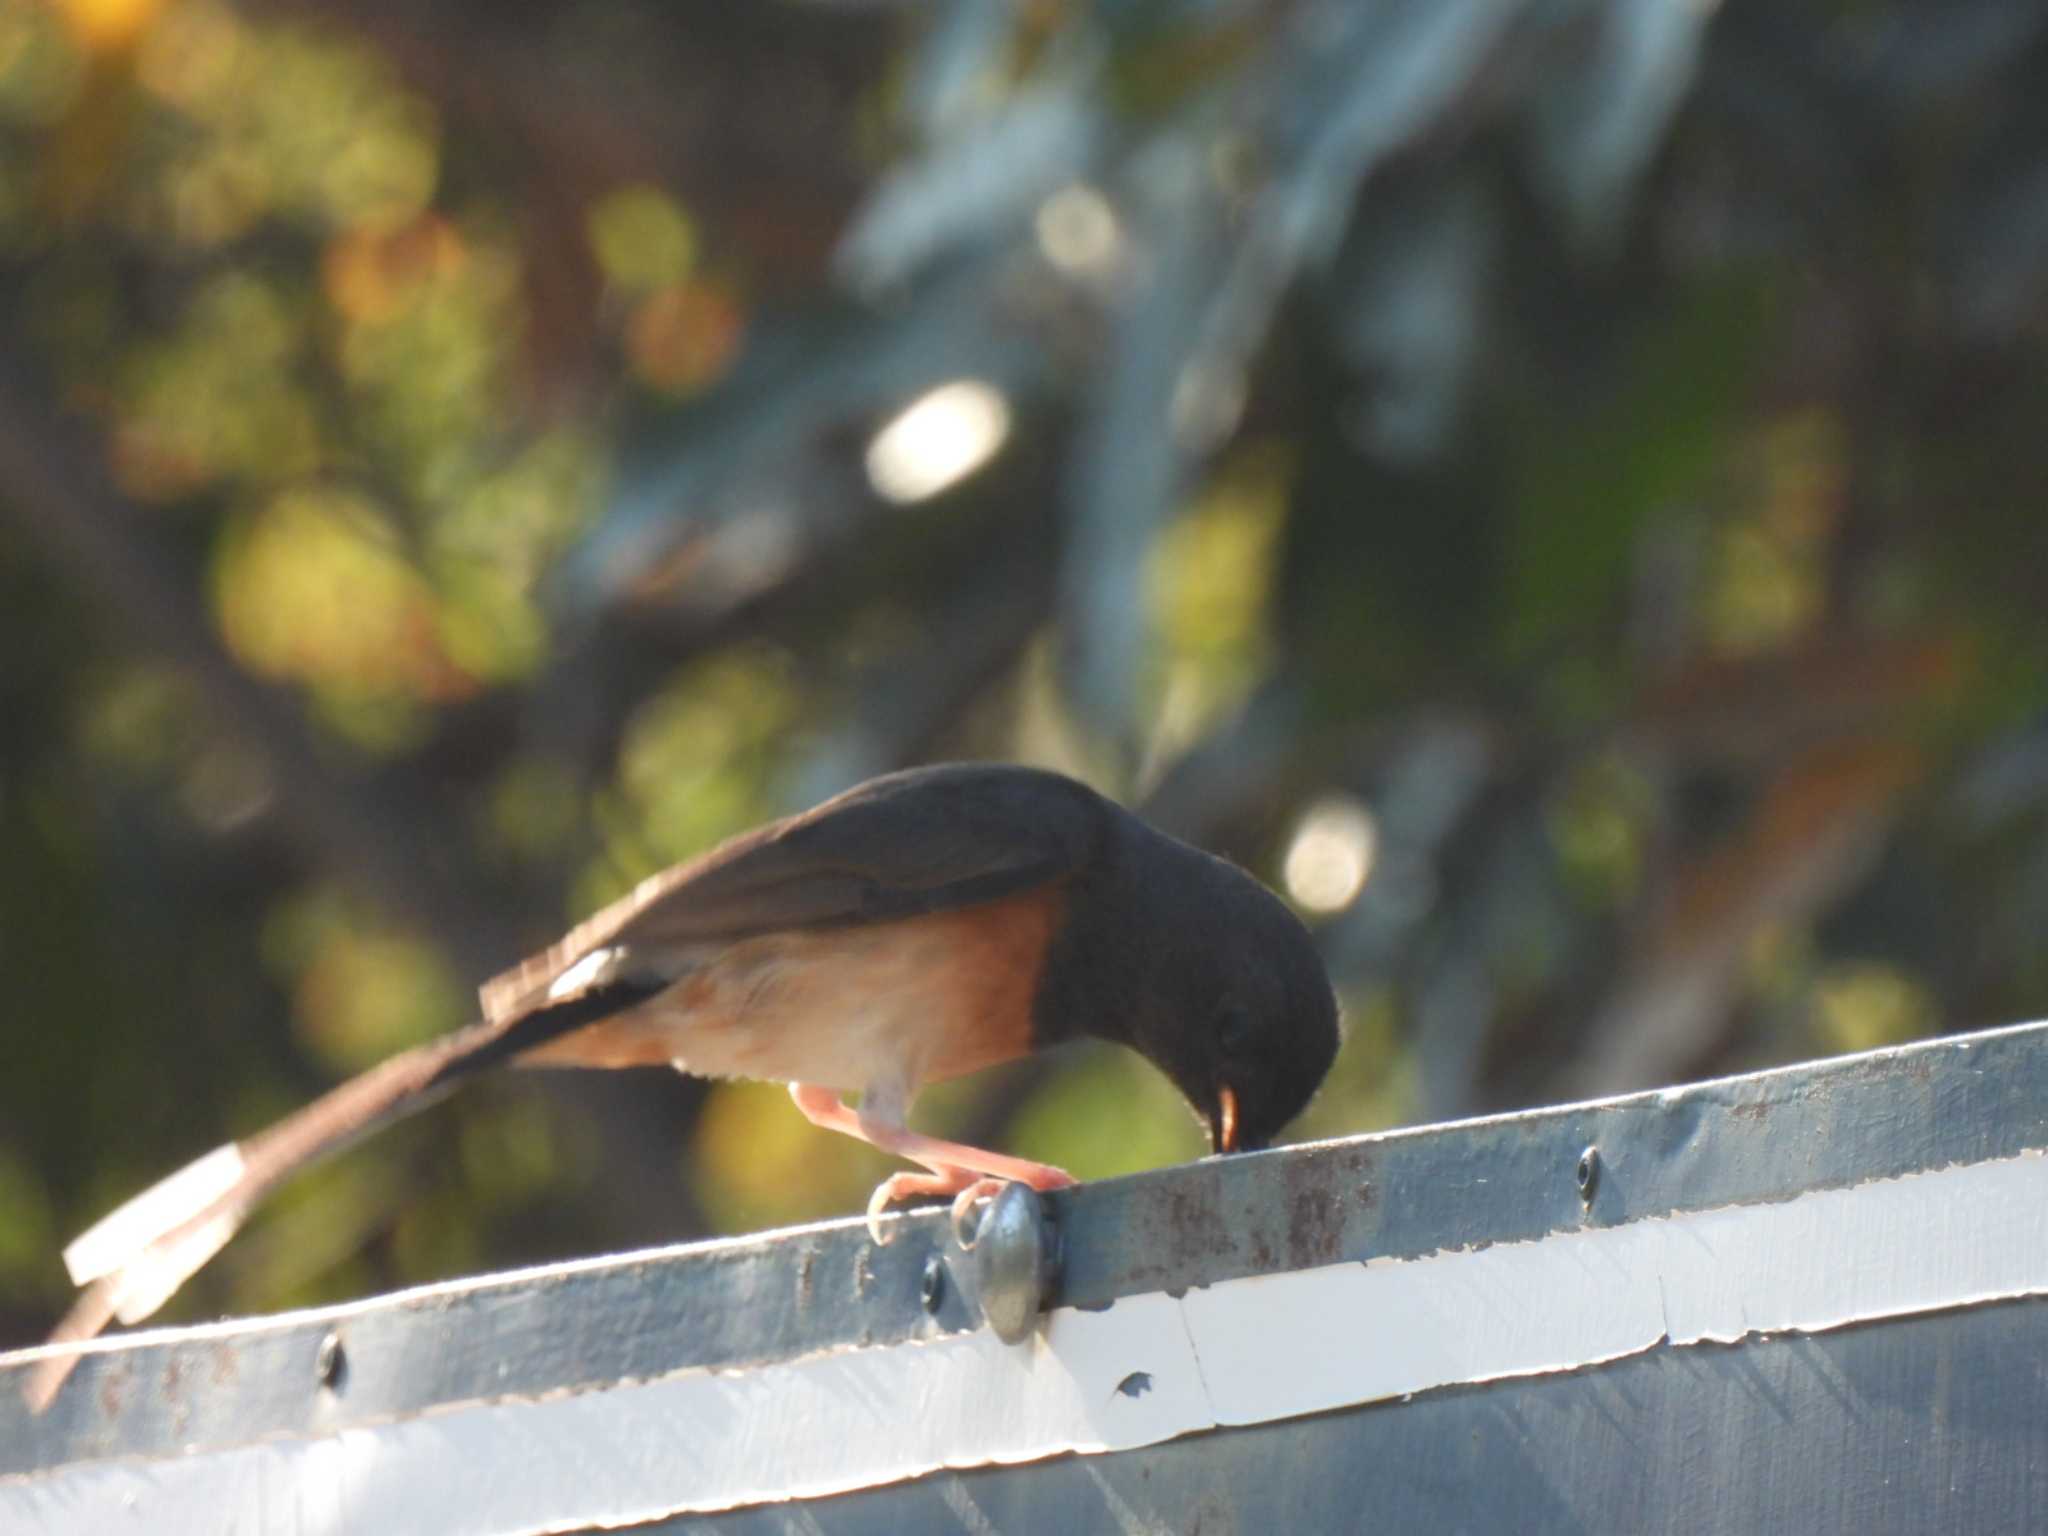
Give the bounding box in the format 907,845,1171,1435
10,1149,2048,1533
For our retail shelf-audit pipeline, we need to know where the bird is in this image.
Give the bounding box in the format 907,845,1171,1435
28,762,1339,1410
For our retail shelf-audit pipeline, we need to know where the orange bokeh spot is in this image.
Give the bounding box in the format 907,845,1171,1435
626,280,744,396
322,214,467,325
56,0,162,52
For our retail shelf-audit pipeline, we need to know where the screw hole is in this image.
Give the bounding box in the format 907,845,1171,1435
1575,1146,1600,1204
315,1333,347,1393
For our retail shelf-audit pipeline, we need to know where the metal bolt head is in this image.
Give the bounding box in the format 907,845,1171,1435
1576,1145,1600,1205
966,1182,1059,1344
919,1254,946,1314
314,1332,346,1392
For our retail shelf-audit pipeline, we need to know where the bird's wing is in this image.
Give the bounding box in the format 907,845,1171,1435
479,764,1105,1021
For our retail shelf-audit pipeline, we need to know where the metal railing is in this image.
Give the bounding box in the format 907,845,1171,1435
8,1017,2048,1533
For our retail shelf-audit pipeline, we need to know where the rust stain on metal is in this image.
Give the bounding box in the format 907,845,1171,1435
1286,1183,1341,1267
1163,1178,1222,1237
1275,1147,1357,1269
97,1362,128,1422
1117,1177,1227,1293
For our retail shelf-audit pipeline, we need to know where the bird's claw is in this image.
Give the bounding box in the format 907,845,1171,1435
864,1163,1078,1247
948,1177,1009,1249
865,1176,911,1245
864,1169,967,1244
863,1171,1010,1247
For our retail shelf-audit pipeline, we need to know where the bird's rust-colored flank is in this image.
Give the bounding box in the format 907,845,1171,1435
517,883,1066,1088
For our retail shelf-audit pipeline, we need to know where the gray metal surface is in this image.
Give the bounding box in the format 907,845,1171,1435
660,1296,2048,1536
6,1016,2048,1525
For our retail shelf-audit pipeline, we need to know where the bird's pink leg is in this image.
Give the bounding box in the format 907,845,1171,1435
788,1084,1075,1240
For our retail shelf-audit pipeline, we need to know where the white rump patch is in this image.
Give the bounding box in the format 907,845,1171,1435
108,1208,245,1325
546,947,624,1002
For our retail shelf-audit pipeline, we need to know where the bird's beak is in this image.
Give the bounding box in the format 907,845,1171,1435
1214,1084,1240,1154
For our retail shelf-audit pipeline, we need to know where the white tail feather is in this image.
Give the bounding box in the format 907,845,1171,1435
22,1196,246,1415
26,1146,254,1413
63,1143,247,1287
106,1206,244,1326
32,999,598,1413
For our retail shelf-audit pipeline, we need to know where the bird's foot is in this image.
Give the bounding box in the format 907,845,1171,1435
866,1168,971,1244
790,1085,1077,1243
864,1163,1076,1245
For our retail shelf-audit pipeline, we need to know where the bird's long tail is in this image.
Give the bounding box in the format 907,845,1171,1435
25,983,655,1413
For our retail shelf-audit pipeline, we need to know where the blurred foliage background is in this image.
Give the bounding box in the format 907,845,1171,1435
5,0,2048,1345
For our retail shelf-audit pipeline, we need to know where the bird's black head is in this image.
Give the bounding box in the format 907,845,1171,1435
1176,863,1340,1154
1063,818,1341,1157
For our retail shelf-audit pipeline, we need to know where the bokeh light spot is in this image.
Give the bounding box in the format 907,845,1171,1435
587,183,697,295
1035,184,1120,277
214,486,468,704
864,379,1011,504
55,0,159,53
626,280,744,395
1283,795,1379,914
1812,962,1933,1056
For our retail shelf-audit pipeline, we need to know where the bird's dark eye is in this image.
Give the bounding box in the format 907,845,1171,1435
1218,1006,1259,1059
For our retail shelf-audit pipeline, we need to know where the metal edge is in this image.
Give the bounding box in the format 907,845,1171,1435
4,1016,2045,1476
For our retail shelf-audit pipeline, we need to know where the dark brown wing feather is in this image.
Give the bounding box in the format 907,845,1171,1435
480,764,1106,1021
